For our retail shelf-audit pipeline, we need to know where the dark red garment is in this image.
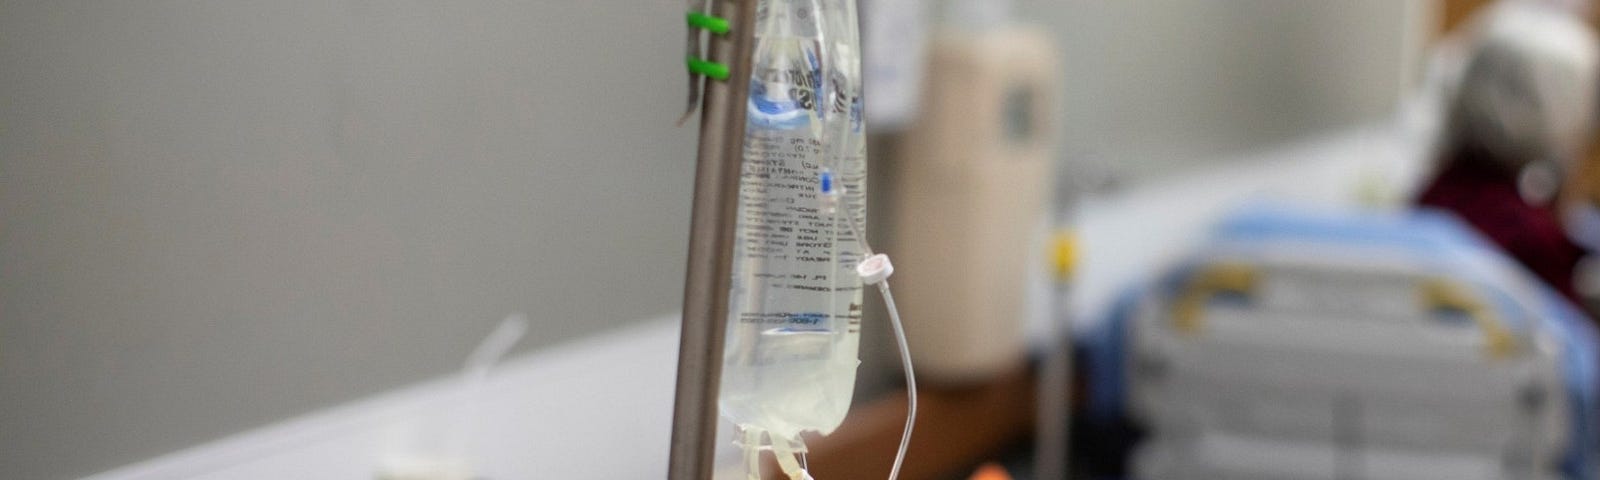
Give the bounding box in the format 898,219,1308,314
1417,160,1585,302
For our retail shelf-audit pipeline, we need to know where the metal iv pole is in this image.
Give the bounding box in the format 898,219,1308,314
668,0,757,478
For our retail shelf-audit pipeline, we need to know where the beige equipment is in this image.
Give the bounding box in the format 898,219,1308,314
888,26,1059,384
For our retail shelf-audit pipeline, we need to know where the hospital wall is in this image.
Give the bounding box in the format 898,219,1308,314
0,2,697,478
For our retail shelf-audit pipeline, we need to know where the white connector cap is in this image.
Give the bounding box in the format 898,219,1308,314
856,253,894,285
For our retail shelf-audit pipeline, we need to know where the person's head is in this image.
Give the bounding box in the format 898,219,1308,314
1445,1,1600,175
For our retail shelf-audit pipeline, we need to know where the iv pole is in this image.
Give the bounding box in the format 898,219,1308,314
669,0,757,478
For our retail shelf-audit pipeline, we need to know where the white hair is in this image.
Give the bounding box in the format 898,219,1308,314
1446,1,1600,171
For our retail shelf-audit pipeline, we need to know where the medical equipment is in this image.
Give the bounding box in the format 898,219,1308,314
704,1,916,479
669,0,758,477
888,22,1058,384
718,0,861,455
1083,205,1600,480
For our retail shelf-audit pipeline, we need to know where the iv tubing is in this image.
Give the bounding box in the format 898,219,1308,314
840,192,915,480
878,280,916,480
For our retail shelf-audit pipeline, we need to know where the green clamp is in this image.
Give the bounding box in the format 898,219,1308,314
686,55,730,81
687,12,730,35
686,12,730,81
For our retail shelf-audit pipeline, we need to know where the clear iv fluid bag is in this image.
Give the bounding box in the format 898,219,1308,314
720,0,867,442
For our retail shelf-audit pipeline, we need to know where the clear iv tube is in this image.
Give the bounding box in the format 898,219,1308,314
839,191,916,480
878,281,916,480
813,0,917,473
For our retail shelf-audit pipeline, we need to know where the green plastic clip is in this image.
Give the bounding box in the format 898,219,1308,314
685,12,730,81
686,56,730,81
687,12,730,35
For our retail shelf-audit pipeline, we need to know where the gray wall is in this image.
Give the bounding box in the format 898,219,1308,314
1013,0,1428,178
0,2,695,478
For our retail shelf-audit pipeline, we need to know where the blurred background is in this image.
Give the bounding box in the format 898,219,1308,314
5,0,1600,479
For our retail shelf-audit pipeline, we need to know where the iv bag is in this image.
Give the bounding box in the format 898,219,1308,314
720,0,867,446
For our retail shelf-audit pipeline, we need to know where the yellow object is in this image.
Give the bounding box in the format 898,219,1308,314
1171,263,1259,335
1168,266,1517,358
1051,230,1078,282
1418,279,1518,359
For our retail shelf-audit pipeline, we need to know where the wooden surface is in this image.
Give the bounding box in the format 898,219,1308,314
766,367,1038,480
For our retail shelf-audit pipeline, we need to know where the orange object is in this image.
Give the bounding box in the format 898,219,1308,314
968,463,1013,480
